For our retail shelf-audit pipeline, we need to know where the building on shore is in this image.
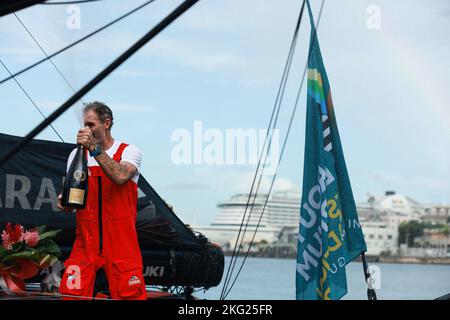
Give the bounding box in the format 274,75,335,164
355,191,448,257
402,228,450,258
194,190,449,259
360,220,399,256
421,205,450,225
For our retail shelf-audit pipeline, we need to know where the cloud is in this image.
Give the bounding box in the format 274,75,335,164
371,172,448,191
187,165,298,196
145,37,249,73
34,101,156,122
164,182,211,191
111,103,156,113
178,0,300,36
184,52,248,73
0,12,77,63
0,0,301,88
273,177,299,192
113,69,149,78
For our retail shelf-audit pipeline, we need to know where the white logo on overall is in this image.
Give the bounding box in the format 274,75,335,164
128,275,141,286
66,265,81,289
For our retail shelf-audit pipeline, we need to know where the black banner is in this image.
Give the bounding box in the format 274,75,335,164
0,133,223,288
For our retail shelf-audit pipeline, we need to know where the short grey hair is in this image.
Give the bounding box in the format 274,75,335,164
83,101,114,130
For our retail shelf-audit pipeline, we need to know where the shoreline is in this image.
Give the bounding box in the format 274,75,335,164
223,252,450,265
363,255,450,266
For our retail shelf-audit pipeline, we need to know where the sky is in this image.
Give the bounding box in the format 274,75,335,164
0,0,449,226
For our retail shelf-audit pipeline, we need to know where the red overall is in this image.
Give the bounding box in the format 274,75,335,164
59,143,147,300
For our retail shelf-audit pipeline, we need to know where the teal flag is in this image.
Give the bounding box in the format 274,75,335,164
296,0,367,300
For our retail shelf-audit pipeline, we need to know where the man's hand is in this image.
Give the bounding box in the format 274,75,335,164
77,126,95,151
57,194,75,213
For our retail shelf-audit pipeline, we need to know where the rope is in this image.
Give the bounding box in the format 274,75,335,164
219,0,306,300
0,0,158,85
11,11,87,142
0,0,200,167
0,58,65,142
361,252,378,300
221,0,327,299
14,12,82,100
41,0,107,4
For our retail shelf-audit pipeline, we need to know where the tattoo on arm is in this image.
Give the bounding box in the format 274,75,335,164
95,152,135,184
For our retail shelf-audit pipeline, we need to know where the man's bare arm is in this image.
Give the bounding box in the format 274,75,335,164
76,126,137,184
94,152,136,185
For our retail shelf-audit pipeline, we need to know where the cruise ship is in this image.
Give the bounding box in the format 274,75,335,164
194,189,449,250
193,189,301,247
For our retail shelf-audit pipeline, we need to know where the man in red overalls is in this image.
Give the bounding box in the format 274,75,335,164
57,101,147,300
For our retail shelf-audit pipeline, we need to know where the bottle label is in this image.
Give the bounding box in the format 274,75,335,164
69,188,85,205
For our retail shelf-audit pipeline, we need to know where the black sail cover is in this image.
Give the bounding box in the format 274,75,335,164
0,133,223,288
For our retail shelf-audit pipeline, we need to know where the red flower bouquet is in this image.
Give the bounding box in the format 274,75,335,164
0,223,61,295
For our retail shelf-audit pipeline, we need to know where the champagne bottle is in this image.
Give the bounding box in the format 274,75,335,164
61,145,88,209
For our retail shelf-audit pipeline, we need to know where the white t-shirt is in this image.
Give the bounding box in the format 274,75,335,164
67,140,142,183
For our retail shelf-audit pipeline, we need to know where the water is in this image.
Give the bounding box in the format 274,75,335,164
195,257,450,300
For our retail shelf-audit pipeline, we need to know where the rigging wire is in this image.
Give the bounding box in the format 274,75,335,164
14,12,81,98
0,58,65,142
14,12,85,130
219,0,306,300
223,4,303,295
219,3,304,299
41,0,106,5
0,0,157,85
0,0,200,167
222,0,326,300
